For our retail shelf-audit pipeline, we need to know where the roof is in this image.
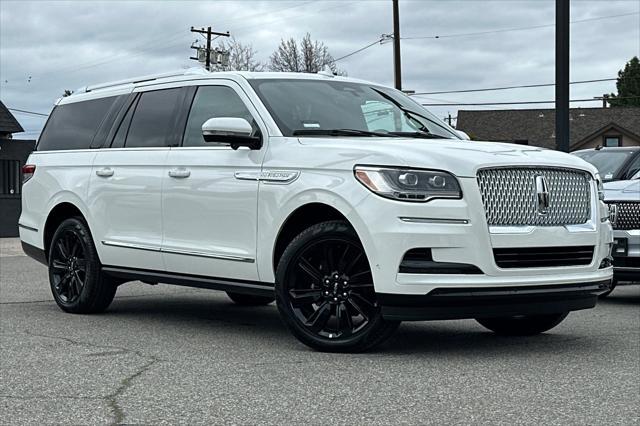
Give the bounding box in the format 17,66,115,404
456,107,640,150
66,68,375,102
0,101,24,134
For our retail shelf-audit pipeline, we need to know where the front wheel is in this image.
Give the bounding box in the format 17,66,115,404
275,220,399,352
476,312,569,336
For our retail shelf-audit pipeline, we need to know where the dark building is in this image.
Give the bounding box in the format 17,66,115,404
0,101,36,237
456,107,640,151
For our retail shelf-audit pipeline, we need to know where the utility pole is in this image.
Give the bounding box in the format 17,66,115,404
555,0,570,152
392,0,402,90
190,26,230,71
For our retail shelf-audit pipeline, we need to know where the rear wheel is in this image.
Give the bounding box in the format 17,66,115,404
476,312,569,336
48,217,116,314
275,220,399,352
226,292,274,306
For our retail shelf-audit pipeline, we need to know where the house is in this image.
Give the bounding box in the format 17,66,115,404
0,101,36,237
456,107,640,150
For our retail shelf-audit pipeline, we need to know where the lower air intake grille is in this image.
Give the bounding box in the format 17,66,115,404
493,246,594,268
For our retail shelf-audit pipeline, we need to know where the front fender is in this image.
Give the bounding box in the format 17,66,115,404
256,170,376,283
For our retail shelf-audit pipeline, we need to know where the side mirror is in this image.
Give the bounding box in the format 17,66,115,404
202,117,262,150
456,130,471,140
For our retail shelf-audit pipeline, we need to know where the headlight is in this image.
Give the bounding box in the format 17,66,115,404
354,166,462,202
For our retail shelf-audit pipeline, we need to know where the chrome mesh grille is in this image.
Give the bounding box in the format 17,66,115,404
477,167,592,226
608,202,640,230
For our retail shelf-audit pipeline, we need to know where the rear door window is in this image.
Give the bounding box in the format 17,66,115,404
37,96,119,151
125,88,182,148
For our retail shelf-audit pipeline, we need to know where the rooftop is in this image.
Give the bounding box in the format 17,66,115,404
456,107,640,150
0,101,24,136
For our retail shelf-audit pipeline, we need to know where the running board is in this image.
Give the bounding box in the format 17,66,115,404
101,266,275,297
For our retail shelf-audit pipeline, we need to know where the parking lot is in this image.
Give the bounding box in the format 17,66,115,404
1,238,638,425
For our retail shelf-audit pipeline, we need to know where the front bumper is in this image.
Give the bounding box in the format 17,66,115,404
612,229,640,281
379,280,612,321
357,177,614,296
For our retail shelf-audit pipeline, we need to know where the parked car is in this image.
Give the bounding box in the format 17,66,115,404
600,179,640,296
573,146,640,182
20,69,613,352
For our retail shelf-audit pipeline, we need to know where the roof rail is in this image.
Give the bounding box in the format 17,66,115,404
76,68,210,94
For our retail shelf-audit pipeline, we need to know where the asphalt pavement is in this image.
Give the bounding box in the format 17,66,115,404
1,238,638,425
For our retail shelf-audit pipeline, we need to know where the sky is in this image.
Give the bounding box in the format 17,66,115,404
1,0,639,139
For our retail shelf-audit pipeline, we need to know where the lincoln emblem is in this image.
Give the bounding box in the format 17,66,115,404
535,175,550,215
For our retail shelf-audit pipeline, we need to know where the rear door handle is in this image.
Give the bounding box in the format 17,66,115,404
168,168,191,179
95,168,114,177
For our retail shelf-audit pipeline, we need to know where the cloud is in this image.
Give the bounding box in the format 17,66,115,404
1,0,638,136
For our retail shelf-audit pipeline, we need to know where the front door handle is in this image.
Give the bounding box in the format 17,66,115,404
168,168,191,179
96,167,114,177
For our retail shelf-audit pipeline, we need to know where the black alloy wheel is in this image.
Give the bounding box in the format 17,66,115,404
50,228,87,303
48,217,117,313
276,221,399,352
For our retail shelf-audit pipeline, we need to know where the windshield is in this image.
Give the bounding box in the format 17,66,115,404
574,150,636,181
248,78,460,139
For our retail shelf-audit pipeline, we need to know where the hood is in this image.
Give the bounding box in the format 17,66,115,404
297,137,597,178
603,179,640,202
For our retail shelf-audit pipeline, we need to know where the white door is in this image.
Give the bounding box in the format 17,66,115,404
161,83,266,281
88,87,183,271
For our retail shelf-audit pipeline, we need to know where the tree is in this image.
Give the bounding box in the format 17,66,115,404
268,33,340,74
218,37,265,72
608,56,640,107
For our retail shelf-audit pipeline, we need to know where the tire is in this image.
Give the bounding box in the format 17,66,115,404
275,220,400,352
226,292,274,306
48,217,117,314
476,312,569,336
598,280,617,298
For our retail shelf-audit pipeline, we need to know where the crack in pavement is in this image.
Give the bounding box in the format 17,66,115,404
20,329,162,426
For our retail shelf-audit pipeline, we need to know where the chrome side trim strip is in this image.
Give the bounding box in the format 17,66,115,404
18,223,39,232
101,240,254,263
399,217,470,225
101,240,161,252
614,266,640,272
160,247,255,263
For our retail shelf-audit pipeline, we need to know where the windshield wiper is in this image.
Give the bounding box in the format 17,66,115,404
370,88,458,139
292,128,400,137
385,131,450,139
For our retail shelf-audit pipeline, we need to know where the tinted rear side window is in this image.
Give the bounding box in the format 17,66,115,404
37,96,118,151
125,88,181,148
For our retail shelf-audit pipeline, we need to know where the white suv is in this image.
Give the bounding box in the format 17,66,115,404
19,69,614,352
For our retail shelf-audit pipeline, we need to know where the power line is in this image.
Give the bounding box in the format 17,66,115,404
333,39,385,63
419,96,640,107
402,11,640,40
410,77,619,96
7,108,49,117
